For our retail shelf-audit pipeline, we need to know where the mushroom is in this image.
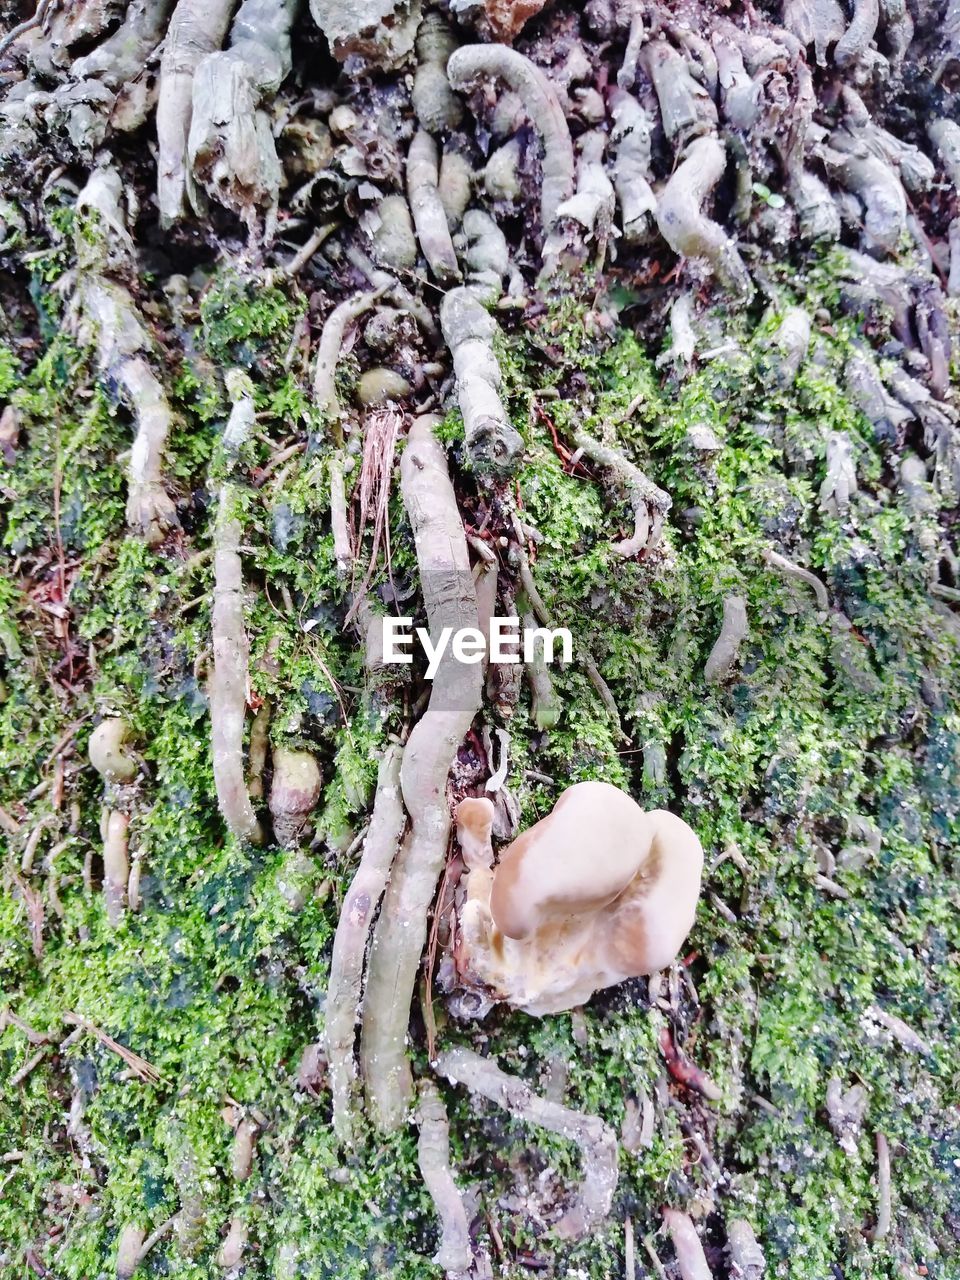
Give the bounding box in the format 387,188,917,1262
454,797,495,869
455,781,703,1016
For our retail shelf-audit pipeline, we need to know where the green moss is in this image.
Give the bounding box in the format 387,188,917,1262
2,274,959,1280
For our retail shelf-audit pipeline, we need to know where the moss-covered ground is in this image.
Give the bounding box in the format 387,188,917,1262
1,245,958,1279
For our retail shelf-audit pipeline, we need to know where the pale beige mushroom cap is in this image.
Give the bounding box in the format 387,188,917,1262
489,780,703,977
455,796,495,869
490,781,652,938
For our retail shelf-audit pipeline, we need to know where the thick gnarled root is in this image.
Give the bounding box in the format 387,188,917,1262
187,0,296,231
447,44,574,235
440,288,523,474
655,135,753,298
156,0,236,226
73,168,179,544
360,416,483,1132
434,1046,619,1239
407,129,461,283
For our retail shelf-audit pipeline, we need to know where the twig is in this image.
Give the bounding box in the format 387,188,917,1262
10,1047,49,1087
643,1233,670,1280
0,0,52,61
0,805,21,835
136,1215,176,1265
865,1005,931,1055
285,222,338,278
763,548,830,611
62,1012,164,1084
869,1132,892,1242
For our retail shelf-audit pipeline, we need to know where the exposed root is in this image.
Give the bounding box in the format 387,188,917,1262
819,431,858,516
434,1045,619,1239
102,809,130,926
762,306,810,387
662,1209,712,1280
523,609,561,729
822,127,907,256
313,286,388,433
446,44,574,235
834,0,880,69
544,129,616,271
655,135,753,298
639,39,717,147
762,547,829,611
416,1079,474,1275
88,718,138,926
360,415,482,1131
209,371,263,846
440,288,523,473
703,594,748,683
407,129,461,284
573,429,671,556
726,1218,766,1280
73,168,178,544
609,89,656,245
156,0,236,226
413,12,463,133
325,745,405,1145
868,1132,892,1242
187,0,296,230
370,193,418,271
826,1076,869,1156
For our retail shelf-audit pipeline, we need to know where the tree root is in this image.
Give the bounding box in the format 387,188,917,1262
573,429,671,556
434,1046,619,1239
407,129,461,284
662,1209,712,1280
73,168,178,544
360,415,482,1132
325,744,405,1145
313,286,388,432
209,371,263,845
655,135,753,298
157,0,236,226
703,594,748,683
726,1218,766,1280
523,609,561,729
544,129,616,271
187,0,296,230
446,44,574,234
440,288,523,473
609,89,656,244
413,12,463,133
834,0,880,70
762,547,829,611
639,39,717,147
868,1131,892,1242
416,1079,473,1274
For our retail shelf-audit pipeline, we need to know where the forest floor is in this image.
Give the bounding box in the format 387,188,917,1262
1,0,960,1278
